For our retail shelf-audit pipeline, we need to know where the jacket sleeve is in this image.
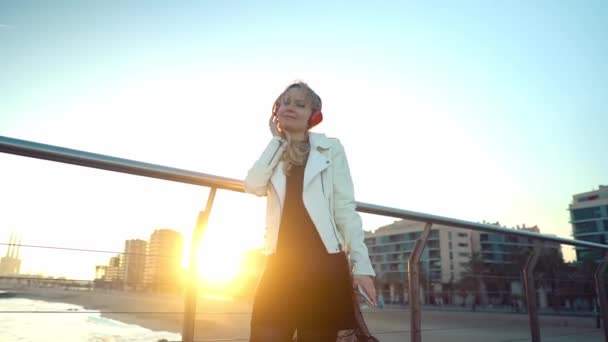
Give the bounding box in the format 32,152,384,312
244,136,287,196
331,140,376,276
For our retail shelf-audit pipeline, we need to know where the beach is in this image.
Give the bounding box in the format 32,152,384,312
3,284,254,341
1,284,603,342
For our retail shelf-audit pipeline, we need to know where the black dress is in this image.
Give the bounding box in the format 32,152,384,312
251,163,357,331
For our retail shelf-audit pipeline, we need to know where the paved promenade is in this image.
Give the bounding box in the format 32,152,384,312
361,308,601,342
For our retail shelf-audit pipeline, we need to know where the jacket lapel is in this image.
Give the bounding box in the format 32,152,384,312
303,133,331,189
270,133,332,202
270,161,286,205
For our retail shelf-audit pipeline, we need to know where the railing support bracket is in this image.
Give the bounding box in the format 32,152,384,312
523,242,543,342
408,222,433,342
182,187,217,342
594,253,608,341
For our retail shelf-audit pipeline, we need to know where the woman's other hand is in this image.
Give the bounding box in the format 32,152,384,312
353,275,377,306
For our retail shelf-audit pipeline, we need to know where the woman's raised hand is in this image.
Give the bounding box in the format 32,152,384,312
269,114,282,137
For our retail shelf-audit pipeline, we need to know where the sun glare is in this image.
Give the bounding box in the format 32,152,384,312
197,247,242,284
178,195,267,297
191,225,250,288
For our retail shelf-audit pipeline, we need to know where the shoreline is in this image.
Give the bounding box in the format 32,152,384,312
3,285,255,339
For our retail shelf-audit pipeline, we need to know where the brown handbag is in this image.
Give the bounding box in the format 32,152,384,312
336,298,380,341
336,254,380,342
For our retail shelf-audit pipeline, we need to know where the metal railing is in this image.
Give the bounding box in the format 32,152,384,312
1,134,607,342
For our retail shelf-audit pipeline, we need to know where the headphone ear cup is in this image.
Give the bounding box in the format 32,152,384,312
308,110,323,128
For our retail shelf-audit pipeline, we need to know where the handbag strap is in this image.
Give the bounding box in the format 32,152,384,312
343,254,379,342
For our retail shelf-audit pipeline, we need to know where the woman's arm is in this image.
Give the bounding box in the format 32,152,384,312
331,140,375,276
244,136,286,196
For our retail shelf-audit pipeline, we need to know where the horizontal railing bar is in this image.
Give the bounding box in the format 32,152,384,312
1,135,606,251
0,135,245,192
358,202,606,249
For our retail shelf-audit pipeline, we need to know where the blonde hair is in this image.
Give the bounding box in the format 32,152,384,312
275,81,322,113
275,81,322,175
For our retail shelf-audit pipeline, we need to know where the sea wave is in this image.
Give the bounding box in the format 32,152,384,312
0,297,181,342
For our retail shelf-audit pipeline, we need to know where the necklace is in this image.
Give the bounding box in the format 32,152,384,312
283,139,310,170
294,140,311,154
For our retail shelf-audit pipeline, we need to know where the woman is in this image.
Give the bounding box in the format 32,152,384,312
245,81,376,341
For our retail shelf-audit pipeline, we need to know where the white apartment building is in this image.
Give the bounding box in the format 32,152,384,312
365,220,475,303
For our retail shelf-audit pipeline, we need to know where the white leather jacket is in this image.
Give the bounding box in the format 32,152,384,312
244,132,375,276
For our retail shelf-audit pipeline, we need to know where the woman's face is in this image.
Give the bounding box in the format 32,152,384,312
276,87,312,134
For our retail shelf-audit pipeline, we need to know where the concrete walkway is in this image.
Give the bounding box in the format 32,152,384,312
362,308,602,342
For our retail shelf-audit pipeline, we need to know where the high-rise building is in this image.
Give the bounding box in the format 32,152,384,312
472,223,563,306
119,239,147,290
105,255,122,284
144,229,184,292
473,223,562,266
364,220,475,303
93,255,121,289
569,185,608,262
364,220,563,305
95,265,107,280
0,233,22,276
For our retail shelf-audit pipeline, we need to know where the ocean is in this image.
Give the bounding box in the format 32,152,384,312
0,297,182,342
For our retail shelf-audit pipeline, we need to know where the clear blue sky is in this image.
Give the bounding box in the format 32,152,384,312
1,1,607,277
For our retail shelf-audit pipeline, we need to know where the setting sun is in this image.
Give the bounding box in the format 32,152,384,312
177,214,268,299
196,240,242,284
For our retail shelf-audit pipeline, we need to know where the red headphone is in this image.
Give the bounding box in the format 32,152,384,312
272,101,323,128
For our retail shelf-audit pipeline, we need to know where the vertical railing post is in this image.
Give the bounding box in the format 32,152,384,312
182,187,217,342
408,222,432,342
523,242,542,342
594,253,608,341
